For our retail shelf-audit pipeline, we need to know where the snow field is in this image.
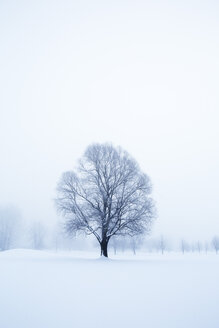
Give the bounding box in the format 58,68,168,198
0,250,218,328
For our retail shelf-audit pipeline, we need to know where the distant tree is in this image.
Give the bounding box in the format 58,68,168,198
212,236,219,254
128,235,143,255
30,221,46,250
110,236,118,255
116,237,127,253
159,235,166,254
51,223,66,251
196,241,202,253
144,237,158,252
190,242,195,252
56,143,156,257
180,239,188,254
204,241,209,254
0,206,20,251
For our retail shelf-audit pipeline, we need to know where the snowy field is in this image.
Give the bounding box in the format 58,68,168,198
0,250,219,328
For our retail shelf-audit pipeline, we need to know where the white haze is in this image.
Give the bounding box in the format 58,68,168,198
0,0,219,241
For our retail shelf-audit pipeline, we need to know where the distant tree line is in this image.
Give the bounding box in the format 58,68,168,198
0,207,219,255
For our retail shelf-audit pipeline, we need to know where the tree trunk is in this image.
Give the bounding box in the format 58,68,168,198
100,239,108,257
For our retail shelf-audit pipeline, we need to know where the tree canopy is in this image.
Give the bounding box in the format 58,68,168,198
56,143,156,257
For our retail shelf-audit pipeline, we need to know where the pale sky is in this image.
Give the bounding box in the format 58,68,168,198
0,0,219,240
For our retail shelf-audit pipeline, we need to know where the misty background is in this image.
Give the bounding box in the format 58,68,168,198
0,0,219,246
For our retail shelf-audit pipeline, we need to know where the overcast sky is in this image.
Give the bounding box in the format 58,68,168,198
0,0,219,241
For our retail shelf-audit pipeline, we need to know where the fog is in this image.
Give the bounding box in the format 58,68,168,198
0,0,219,241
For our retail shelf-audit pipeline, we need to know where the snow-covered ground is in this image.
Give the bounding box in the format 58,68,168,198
0,250,218,328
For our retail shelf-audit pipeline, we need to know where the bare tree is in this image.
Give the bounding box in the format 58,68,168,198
30,221,46,250
158,235,166,254
0,206,20,251
196,240,202,253
129,235,143,255
110,236,118,255
204,241,209,254
212,236,219,254
56,143,155,257
180,239,188,254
